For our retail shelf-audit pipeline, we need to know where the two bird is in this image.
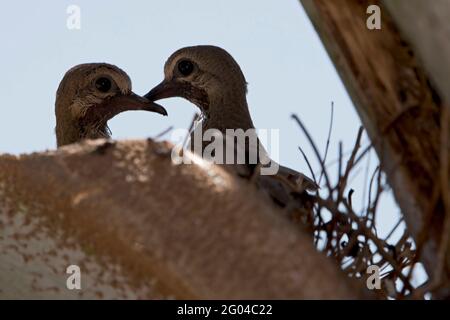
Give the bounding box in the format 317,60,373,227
55,46,317,208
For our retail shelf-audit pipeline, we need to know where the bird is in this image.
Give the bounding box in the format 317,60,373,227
144,45,318,209
55,63,167,148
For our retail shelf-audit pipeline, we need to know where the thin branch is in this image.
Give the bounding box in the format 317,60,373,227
384,217,404,242
318,102,334,184
337,126,364,202
154,126,173,139
291,114,332,191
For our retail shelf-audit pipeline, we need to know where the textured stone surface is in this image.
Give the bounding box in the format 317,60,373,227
0,139,365,299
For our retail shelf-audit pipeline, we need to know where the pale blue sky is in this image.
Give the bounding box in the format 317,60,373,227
1,0,360,156
0,0,424,284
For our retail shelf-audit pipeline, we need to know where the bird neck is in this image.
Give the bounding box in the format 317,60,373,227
203,91,254,132
191,91,263,171
56,117,110,148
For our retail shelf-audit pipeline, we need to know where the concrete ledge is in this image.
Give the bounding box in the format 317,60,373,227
0,139,365,299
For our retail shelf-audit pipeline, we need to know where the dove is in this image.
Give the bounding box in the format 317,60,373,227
55,63,167,148
145,45,318,208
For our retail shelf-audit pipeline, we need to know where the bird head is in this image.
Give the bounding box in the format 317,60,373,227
145,46,248,116
55,63,167,147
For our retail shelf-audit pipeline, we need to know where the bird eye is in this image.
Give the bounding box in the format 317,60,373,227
177,60,194,77
95,77,112,93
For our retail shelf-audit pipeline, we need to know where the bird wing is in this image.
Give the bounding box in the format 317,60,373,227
253,143,318,210
276,164,319,192
256,142,319,192
256,172,316,214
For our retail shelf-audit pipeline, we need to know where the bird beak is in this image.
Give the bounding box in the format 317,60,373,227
108,92,168,116
144,80,184,101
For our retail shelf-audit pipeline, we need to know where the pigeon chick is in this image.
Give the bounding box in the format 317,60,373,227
55,63,167,147
145,45,318,208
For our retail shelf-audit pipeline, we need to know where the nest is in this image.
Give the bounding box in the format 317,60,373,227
161,105,444,299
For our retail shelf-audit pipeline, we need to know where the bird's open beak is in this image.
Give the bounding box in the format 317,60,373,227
144,80,185,101
107,92,168,117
